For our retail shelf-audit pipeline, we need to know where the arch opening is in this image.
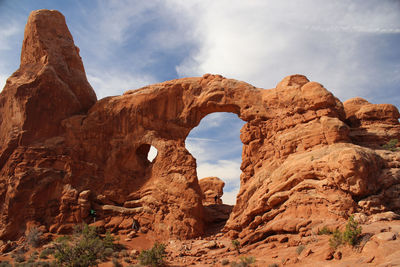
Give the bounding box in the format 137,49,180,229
136,144,158,165
185,112,245,233
147,145,158,162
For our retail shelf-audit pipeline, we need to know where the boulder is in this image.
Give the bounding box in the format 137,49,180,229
199,177,225,205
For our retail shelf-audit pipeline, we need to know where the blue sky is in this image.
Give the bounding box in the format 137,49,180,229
0,0,399,204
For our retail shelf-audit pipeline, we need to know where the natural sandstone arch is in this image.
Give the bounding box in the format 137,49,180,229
185,112,244,204
1,10,400,244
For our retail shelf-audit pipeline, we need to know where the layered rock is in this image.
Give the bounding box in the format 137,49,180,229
199,177,224,205
344,97,400,147
0,9,399,245
0,9,96,240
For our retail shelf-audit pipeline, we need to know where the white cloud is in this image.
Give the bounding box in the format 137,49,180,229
196,159,241,183
0,74,7,91
197,159,241,205
173,0,400,102
186,137,217,142
186,112,244,205
222,189,239,205
87,70,156,99
0,22,20,50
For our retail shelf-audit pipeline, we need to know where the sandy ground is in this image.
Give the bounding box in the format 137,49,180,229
1,220,400,266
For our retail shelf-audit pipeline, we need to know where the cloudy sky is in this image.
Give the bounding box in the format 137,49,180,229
0,0,399,204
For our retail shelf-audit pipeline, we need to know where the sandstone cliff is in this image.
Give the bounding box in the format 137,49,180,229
0,9,399,246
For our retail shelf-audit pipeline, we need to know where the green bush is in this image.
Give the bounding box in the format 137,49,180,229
53,224,118,267
230,256,256,267
0,261,12,267
231,239,241,254
329,229,343,249
103,231,116,249
55,235,71,243
382,139,399,151
111,258,122,267
221,259,230,265
329,215,362,249
39,248,54,259
28,251,38,261
343,215,362,246
296,244,305,255
14,253,26,263
103,247,114,258
138,242,166,267
120,249,129,257
317,226,332,235
26,227,43,248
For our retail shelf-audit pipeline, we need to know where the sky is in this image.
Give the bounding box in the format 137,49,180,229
0,0,399,204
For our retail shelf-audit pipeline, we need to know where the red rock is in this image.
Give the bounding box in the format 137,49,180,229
324,250,334,260
0,9,400,249
199,177,225,205
344,97,400,147
334,250,342,260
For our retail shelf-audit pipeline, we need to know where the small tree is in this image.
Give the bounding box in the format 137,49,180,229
329,215,362,249
138,242,166,267
329,229,343,249
382,139,399,151
54,224,118,267
26,226,43,248
343,215,362,246
231,239,241,254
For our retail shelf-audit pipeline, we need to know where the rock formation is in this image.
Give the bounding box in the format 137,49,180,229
199,177,224,205
0,9,399,247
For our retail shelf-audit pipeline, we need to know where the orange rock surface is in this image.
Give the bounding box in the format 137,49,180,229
199,177,225,205
0,10,400,256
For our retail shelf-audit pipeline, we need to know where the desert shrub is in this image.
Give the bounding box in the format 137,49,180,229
230,256,256,267
138,242,166,267
33,262,52,267
103,231,116,249
0,261,12,267
382,139,398,151
231,239,241,254
221,259,230,265
120,249,129,257
343,215,362,246
329,215,362,249
29,251,38,261
26,227,43,248
317,226,332,235
103,247,114,257
55,235,71,243
111,258,122,267
14,253,26,263
53,224,118,267
38,261,57,267
39,248,53,259
268,264,279,267
329,229,343,249
296,244,305,255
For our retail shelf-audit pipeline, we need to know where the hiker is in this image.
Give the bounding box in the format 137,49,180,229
90,209,96,223
132,218,140,231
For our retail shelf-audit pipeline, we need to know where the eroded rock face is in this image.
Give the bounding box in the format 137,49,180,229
344,97,400,147
0,9,399,243
199,177,225,205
